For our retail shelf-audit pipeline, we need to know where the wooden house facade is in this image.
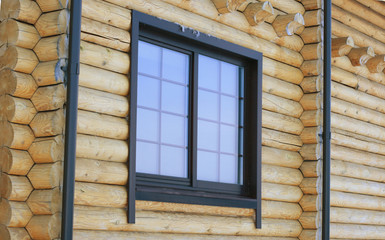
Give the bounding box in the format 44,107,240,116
0,0,384,239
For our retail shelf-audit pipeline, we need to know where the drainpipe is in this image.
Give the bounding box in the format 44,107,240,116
322,0,332,239
61,0,82,239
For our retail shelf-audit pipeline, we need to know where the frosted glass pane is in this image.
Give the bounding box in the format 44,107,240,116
220,95,237,125
220,124,237,154
160,146,187,177
198,55,219,91
162,49,189,83
137,75,160,109
197,150,219,182
198,120,219,151
138,41,161,77
137,108,159,142
161,113,186,146
162,82,187,115
198,90,219,121
221,62,238,96
219,154,238,184
136,141,159,174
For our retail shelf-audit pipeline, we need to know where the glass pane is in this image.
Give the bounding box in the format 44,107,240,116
162,48,189,84
137,108,159,142
221,62,238,96
198,55,219,91
137,75,160,109
220,95,237,125
198,120,219,151
136,141,159,174
160,146,187,177
219,154,238,184
197,150,219,182
198,90,219,121
220,124,237,154
161,113,186,146
138,41,161,77
162,81,187,115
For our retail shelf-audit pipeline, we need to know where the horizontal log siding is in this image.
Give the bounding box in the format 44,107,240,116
330,1,385,239
72,0,306,239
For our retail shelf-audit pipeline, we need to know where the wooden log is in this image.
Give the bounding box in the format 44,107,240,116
31,84,66,111
258,0,304,14
262,110,304,135
73,205,302,236
75,158,127,185
79,41,129,74
331,144,385,169
330,223,385,239
0,95,36,124
262,92,303,118
331,159,385,183
77,110,128,140
262,182,302,202
300,110,322,127
300,144,321,160
78,86,128,117
331,190,385,211
0,46,38,74
79,64,129,96
243,2,274,26
331,175,385,197
300,177,320,195
1,174,33,201
300,26,321,44
263,57,303,84
347,47,375,66
0,226,31,240
0,19,40,49
26,213,60,240
262,146,303,169
0,148,33,175
0,69,37,98
33,35,68,61
332,5,385,46
301,76,321,93
331,65,357,88
300,93,322,111
301,0,321,10
300,60,322,76
76,134,128,162
332,20,385,55
366,55,385,73
0,0,41,24
303,9,321,27
299,229,320,240
211,0,248,13
35,9,69,37
29,109,64,137
0,199,32,227
332,37,354,58
299,211,319,229
0,198,11,225
27,188,61,215
0,121,34,150
263,74,303,101
300,160,320,177
27,163,62,189
357,76,385,101
36,0,68,12
262,164,303,186
81,17,131,52
301,43,322,61
32,59,66,87
262,128,302,152
272,13,304,37
273,35,304,52
28,136,64,163
300,194,321,212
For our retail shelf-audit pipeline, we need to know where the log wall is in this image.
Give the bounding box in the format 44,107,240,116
329,0,385,238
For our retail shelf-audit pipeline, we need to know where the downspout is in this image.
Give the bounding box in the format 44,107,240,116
61,0,82,239
322,0,332,239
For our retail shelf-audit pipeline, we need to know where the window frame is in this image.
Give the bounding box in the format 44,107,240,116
129,11,262,228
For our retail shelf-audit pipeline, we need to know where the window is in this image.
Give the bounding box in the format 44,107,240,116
129,11,262,227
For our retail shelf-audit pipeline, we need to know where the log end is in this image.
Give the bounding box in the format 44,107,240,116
243,2,274,26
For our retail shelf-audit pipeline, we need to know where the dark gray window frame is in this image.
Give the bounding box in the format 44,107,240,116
128,10,263,228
